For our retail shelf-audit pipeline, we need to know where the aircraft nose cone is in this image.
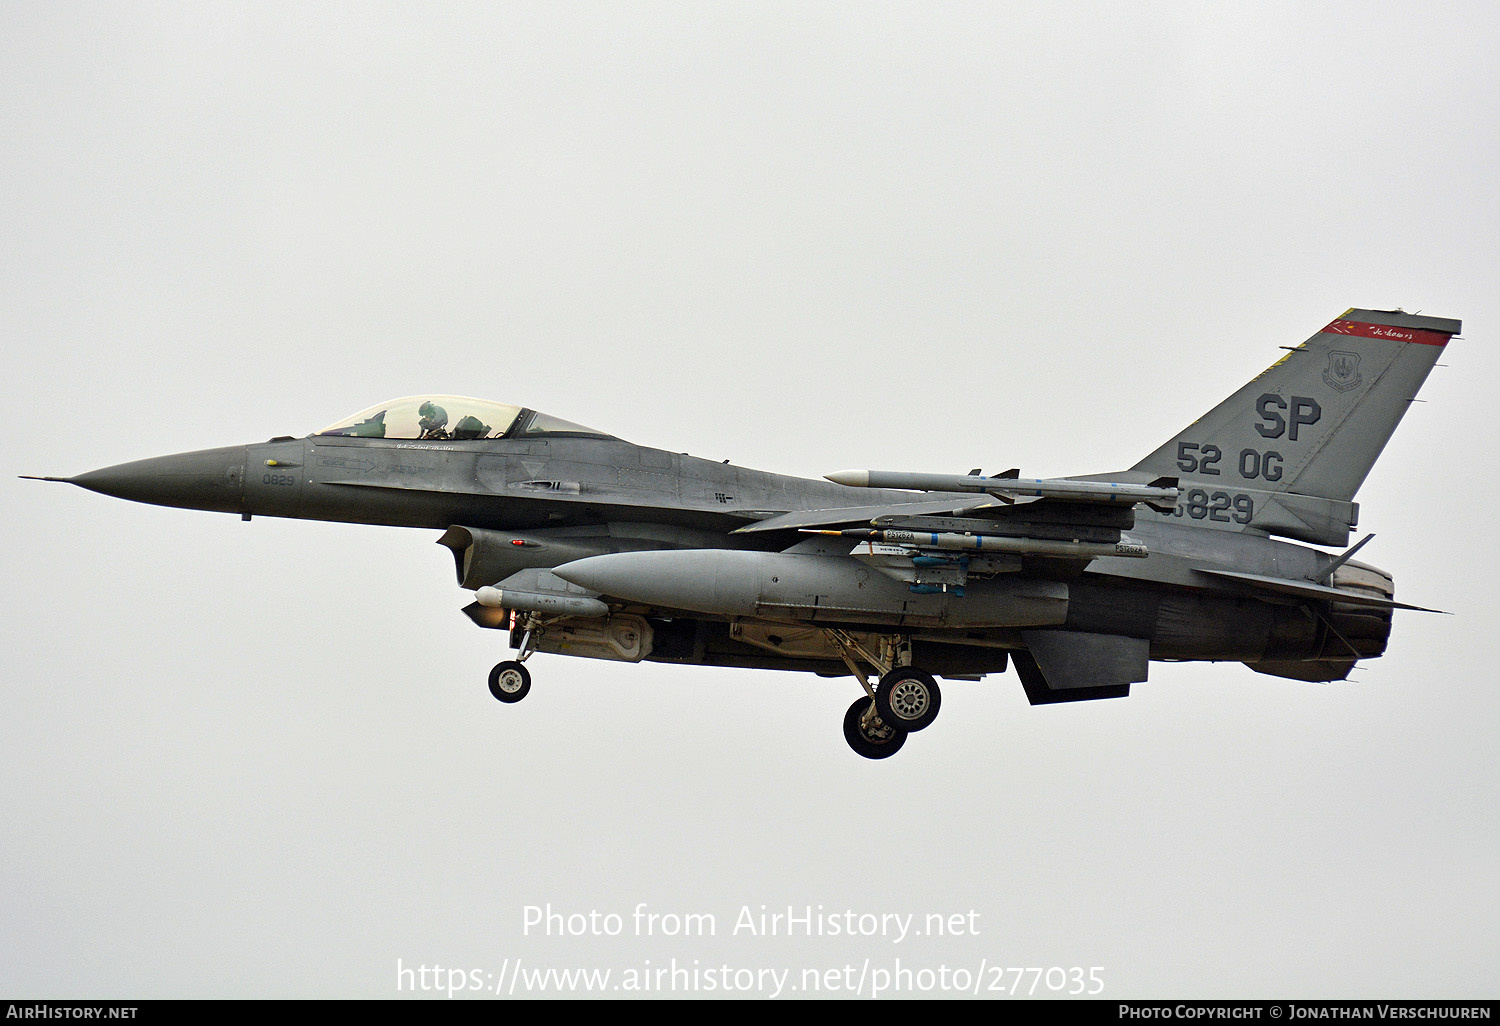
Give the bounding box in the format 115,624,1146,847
69,445,248,513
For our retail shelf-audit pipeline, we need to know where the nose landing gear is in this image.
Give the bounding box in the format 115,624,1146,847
487,660,531,703
486,611,540,703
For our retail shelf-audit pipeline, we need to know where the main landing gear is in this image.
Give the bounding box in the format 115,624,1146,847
844,696,905,759
875,665,942,733
480,614,944,760
825,631,942,760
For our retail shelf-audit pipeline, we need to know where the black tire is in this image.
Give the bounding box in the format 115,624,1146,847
488,660,531,703
875,667,941,732
842,697,907,760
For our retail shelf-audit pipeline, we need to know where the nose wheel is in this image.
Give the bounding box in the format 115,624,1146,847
488,660,531,703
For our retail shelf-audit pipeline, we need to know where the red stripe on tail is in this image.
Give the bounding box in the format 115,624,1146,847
1324,319,1451,346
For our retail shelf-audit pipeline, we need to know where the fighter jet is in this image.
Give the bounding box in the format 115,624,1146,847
27,308,1459,758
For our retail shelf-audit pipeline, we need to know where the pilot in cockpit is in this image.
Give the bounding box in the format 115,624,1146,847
417,401,449,440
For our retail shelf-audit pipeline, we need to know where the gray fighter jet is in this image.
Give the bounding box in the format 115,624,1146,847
28,308,1459,758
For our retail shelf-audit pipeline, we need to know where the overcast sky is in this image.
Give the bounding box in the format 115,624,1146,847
3,1,1498,1000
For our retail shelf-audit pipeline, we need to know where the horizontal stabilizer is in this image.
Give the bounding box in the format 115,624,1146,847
1195,568,1444,612
1244,659,1357,683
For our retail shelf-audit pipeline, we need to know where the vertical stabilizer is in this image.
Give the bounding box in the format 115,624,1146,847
1128,309,1459,545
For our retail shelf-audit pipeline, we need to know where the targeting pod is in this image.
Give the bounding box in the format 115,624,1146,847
475,586,610,618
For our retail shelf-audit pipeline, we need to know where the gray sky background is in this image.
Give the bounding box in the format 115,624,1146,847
3,2,1497,999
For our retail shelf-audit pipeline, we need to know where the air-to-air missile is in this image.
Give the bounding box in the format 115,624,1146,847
823,469,1181,512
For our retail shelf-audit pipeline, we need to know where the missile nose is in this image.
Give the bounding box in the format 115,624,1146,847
66,445,248,513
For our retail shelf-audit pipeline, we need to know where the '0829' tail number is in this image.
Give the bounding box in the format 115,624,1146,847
1157,488,1254,524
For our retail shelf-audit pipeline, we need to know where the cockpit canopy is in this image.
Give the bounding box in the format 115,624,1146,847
316,396,612,441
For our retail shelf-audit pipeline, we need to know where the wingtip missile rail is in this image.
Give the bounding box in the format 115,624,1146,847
824,469,1179,511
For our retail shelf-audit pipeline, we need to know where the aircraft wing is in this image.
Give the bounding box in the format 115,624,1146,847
740,469,1178,534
